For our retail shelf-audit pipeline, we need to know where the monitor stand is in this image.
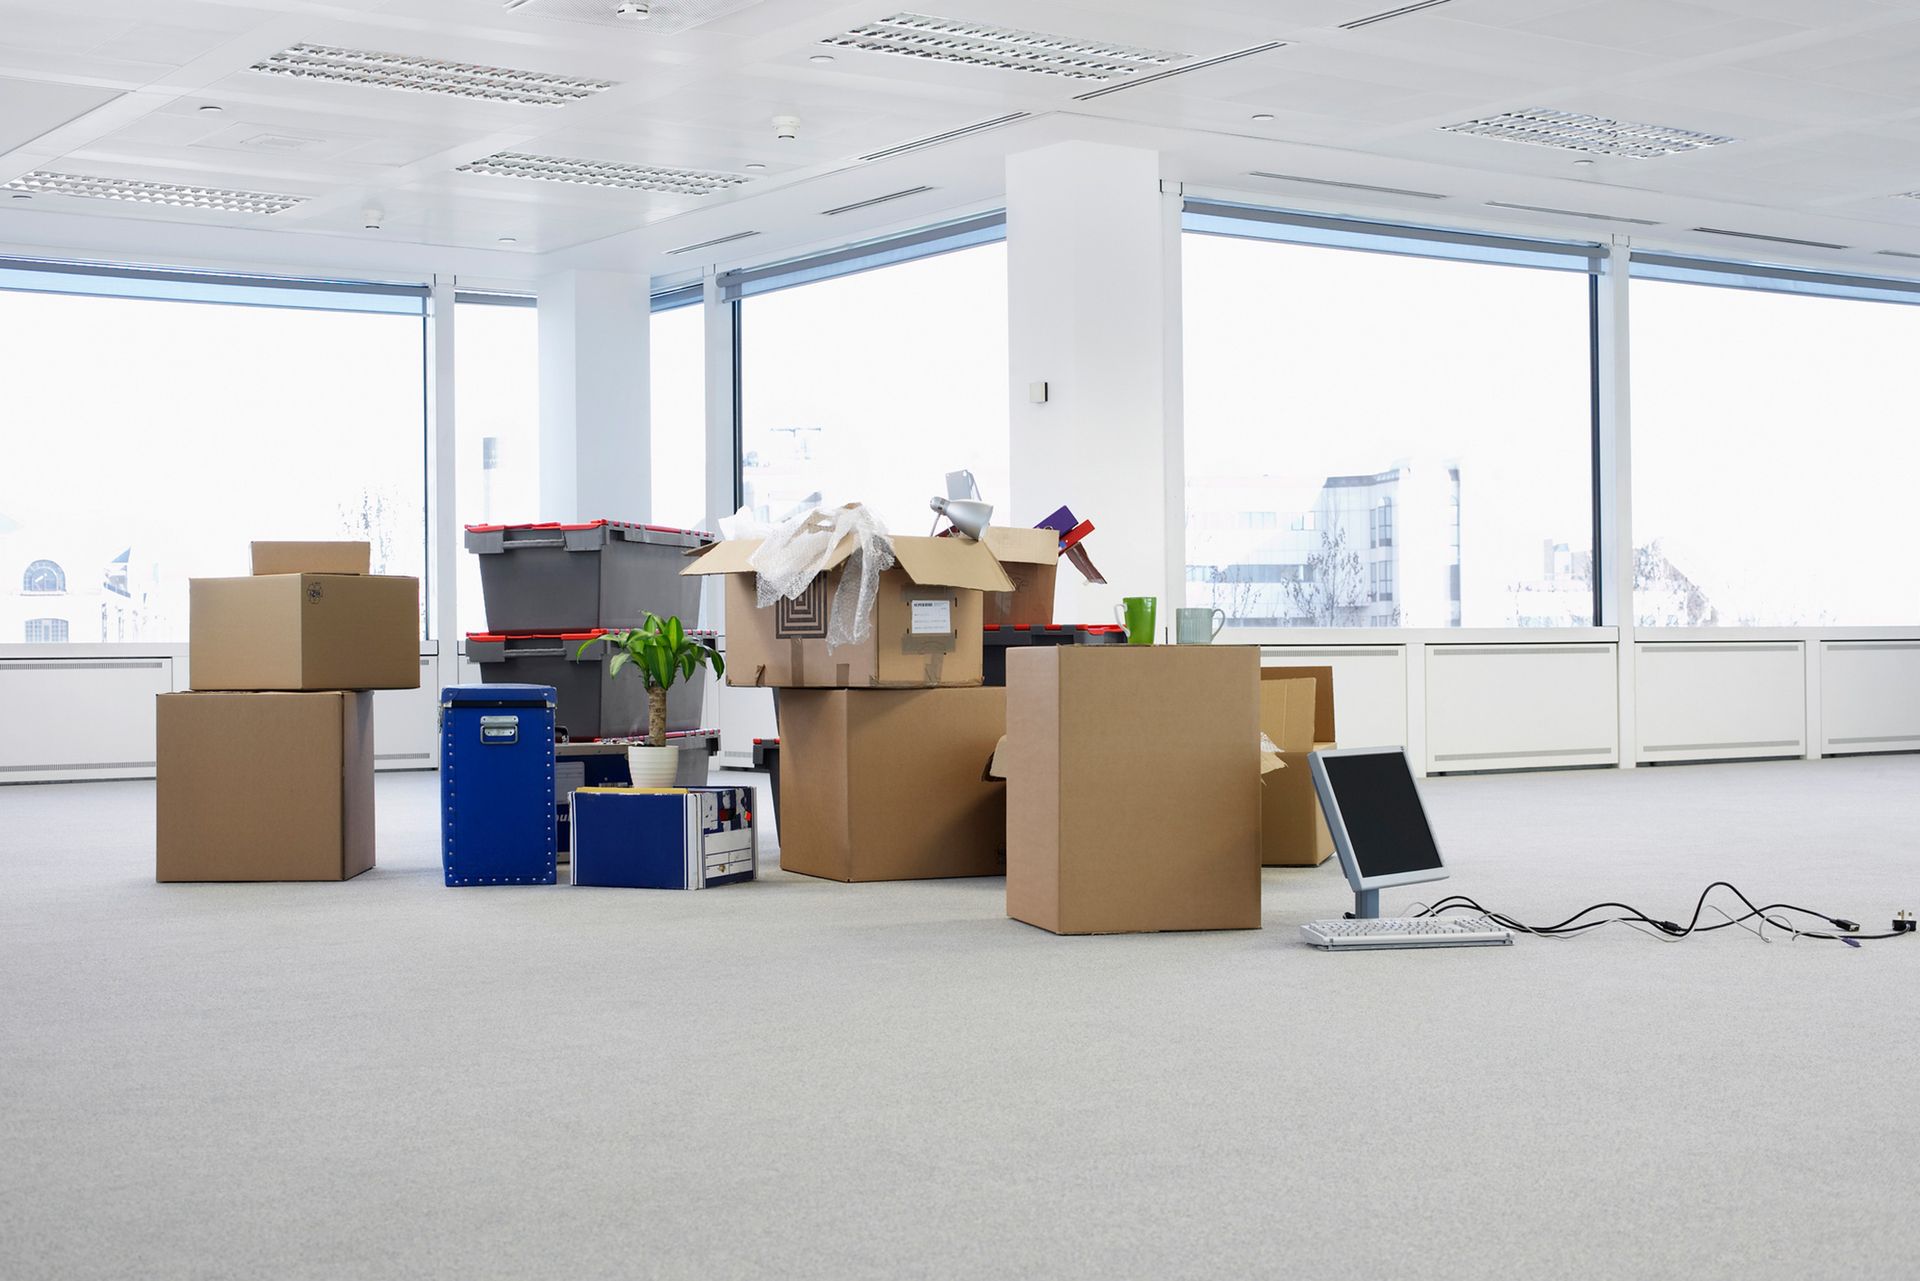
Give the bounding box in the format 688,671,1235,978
1351,888,1380,920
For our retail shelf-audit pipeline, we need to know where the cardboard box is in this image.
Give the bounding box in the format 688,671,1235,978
981,526,1059,627
156,690,374,882
1003,646,1263,934
189,573,421,691
1259,665,1337,867
571,785,757,889
683,533,1011,689
778,686,1007,881
250,540,371,576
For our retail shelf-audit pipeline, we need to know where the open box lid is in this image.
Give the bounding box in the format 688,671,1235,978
1260,665,1335,752
682,532,1012,592
983,526,1060,569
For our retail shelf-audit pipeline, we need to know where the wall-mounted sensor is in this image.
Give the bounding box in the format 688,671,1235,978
1029,380,1049,404
614,1,651,17
773,115,801,141
362,206,384,230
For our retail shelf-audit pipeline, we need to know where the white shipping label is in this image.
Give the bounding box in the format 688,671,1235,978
910,598,953,636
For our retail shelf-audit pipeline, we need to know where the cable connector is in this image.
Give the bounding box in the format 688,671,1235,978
1893,911,1915,934
1832,918,1859,933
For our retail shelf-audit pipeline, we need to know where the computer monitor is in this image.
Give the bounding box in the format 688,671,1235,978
1307,747,1448,919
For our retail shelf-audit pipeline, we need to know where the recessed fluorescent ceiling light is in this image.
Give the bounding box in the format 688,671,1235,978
252,43,613,106
820,13,1186,80
667,230,758,254
458,151,746,195
1441,109,1734,159
3,169,305,214
1249,171,1447,200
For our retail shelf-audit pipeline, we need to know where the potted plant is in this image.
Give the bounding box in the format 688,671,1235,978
580,613,724,788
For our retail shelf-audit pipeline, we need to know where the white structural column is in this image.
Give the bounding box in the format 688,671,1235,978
427,275,458,670
1006,141,1179,624
538,269,651,522
1597,238,1636,766
700,269,737,632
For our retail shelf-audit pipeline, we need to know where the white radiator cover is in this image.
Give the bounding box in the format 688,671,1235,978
1635,642,1805,762
1425,643,1618,772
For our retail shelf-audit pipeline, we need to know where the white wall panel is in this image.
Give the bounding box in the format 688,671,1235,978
1425,644,1618,772
1263,646,1406,749
374,655,440,771
0,657,172,782
1634,642,1804,762
1822,641,1920,755
718,681,778,768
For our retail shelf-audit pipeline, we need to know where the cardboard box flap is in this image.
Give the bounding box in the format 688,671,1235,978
680,532,865,578
983,526,1060,568
891,536,1015,592
983,734,1009,782
1258,672,1320,754
251,540,370,575
1265,664,1336,743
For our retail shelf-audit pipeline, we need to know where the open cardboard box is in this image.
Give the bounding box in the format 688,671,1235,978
1259,665,1337,867
682,531,1012,689
981,526,1059,627
997,645,1267,935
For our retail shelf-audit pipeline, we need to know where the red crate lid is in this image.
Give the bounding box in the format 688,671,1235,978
464,518,716,538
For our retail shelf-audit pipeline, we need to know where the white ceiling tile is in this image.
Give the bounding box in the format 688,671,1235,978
0,76,123,153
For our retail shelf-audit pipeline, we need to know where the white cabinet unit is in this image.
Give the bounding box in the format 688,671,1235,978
1635,642,1805,763
1425,643,1617,772
374,655,441,770
1822,641,1920,756
0,656,173,782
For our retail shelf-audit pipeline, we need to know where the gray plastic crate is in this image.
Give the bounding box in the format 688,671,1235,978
466,630,713,741
464,520,712,633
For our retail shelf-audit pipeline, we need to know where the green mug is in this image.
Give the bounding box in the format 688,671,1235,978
1114,596,1157,645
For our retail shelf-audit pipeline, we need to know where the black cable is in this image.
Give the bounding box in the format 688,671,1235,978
1410,881,1911,945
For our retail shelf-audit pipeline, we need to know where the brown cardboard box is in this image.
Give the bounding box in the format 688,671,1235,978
683,534,1012,689
189,574,421,691
777,686,1007,881
250,540,371,576
1260,665,1337,867
1004,645,1263,934
156,691,374,882
981,526,1059,627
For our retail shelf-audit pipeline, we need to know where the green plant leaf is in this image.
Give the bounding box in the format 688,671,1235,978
609,651,630,678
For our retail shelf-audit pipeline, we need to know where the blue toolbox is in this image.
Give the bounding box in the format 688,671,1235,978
440,684,558,886
571,786,757,890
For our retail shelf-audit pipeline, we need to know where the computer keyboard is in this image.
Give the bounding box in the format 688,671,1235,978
1301,915,1514,950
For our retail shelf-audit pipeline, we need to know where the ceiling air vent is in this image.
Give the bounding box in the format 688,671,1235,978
1073,42,1284,102
667,230,759,255
503,0,764,36
1339,1,1455,31
252,43,613,106
1485,200,1659,226
821,186,935,216
1250,171,1447,200
857,112,1029,163
3,170,305,214
821,13,1186,81
1441,109,1734,159
458,152,746,196
1876,249,1920,260
1693,227,1847,251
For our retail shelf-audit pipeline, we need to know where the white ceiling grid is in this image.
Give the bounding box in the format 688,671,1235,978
0,0,1913,277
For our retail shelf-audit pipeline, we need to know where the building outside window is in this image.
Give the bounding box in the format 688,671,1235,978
1183,210,1598,630
1631,260,1920,626
454,295,538,638
650,296,708,531
736,230,1009,534
0,261,429,644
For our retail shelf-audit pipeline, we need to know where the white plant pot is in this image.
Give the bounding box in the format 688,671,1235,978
626,744,680,789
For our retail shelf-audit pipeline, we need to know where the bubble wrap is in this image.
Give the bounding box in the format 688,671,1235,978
747,503,896,650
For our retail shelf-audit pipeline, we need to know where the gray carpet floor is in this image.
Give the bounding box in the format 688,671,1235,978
4,756,1920,1280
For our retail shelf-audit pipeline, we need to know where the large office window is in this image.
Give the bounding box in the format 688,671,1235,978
1631,260,1920,626
1182,207,1599,629
0,261,427,644
650,295,708,531
455,294,539,637
734,226,1010,534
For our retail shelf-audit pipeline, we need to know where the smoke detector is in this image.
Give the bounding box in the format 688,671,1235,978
773,115,800,141
614,1,650,17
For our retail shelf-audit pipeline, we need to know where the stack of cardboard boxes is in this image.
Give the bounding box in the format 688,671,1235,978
683,531,1016,882
155,541,421,882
